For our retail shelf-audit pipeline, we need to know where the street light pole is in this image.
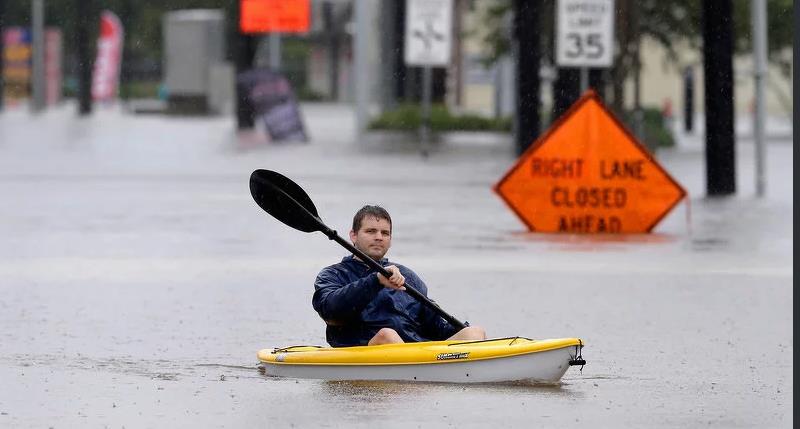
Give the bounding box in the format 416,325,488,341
751,0,767,197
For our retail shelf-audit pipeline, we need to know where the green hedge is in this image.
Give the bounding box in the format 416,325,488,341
368,104,512,132
62,80,162,99
641,107,675,149
368,104,673,151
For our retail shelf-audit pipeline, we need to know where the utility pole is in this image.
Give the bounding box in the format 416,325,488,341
513,0,541,155
702,0,736,196
76,0,93,115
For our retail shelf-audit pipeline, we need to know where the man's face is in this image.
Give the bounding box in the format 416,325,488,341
350,216,392,261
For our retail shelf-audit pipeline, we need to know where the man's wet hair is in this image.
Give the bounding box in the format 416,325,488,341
352,205,392,233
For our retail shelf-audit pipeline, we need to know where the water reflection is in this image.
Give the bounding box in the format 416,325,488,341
319,380,424,402
503,231,681,253
313,378,584,401
512,231,679,246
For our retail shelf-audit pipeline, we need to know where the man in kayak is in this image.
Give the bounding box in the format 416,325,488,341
313,205,486,347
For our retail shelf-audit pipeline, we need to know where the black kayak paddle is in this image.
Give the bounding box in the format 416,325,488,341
249,169,466,331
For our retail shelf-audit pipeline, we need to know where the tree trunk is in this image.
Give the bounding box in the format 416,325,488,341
513,0,542,154
703,0,736,195
76,0,93,115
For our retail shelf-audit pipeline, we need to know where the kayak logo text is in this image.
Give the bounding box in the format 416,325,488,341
436,352,470,361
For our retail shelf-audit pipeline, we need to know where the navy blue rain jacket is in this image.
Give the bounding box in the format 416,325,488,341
312,255,458,347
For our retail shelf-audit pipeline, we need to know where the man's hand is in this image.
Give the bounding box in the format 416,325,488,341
377,265,406,291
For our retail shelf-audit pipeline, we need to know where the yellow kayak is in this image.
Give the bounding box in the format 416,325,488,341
258,337,585,384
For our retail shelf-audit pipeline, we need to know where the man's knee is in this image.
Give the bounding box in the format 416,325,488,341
463,326,486,340
376,327,399,340
369,328,403,345
450,325,486,341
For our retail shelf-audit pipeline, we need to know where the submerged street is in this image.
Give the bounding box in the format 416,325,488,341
0,103,793,427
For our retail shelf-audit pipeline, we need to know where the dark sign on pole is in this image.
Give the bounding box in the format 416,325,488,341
237,67,308,142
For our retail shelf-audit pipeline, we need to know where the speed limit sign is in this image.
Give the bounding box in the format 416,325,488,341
556,0,615,67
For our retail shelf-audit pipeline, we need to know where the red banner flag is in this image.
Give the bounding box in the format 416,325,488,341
91,11,124,102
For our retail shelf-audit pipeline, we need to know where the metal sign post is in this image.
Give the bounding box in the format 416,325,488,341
421,66,433,156
580,67,589,92
404,0,452,157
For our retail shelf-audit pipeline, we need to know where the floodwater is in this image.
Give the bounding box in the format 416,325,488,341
0,104,792,427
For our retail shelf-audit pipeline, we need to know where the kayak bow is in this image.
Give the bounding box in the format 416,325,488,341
258,337,585,384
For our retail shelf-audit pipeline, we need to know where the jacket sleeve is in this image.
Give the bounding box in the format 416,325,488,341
312,267,383,322
403,268,460,340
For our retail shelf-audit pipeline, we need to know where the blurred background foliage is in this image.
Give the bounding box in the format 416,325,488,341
2,0,792,139
476,0,793,74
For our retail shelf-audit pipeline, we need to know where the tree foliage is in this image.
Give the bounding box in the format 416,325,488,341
475,0,794,72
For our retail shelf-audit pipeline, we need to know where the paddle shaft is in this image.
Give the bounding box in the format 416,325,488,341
320,228,467,331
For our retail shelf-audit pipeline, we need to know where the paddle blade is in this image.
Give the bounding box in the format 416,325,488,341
249,169,323,233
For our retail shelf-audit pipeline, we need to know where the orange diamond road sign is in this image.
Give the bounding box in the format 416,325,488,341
494,91,687,233
240,0,310,34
